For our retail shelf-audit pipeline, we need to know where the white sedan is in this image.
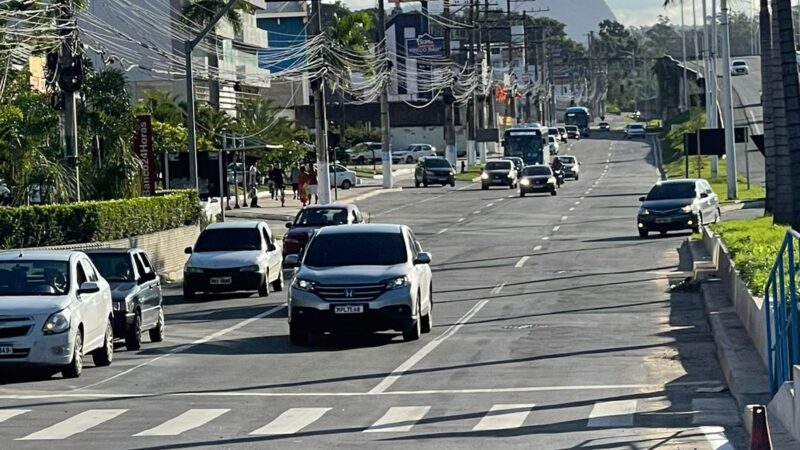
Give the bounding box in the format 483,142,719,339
731,60,749,76
0,250,115,378
329,164,357,189
392,144,437,164
548,135,560,155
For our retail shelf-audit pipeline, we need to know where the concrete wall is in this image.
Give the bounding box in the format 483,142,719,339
29,225,201,283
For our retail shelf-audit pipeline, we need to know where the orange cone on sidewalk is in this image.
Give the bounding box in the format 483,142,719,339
750,405,772,450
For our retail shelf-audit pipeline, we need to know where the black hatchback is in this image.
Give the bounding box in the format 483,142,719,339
415,157,456,187
85,248,165,350
637,179,721,238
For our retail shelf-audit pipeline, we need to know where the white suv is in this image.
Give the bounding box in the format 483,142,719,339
625,123,646,139
0,251,114,378
392,144,437,164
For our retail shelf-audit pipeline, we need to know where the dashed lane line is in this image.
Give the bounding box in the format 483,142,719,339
437,228,448,235
552,226,560,232
490,283,506,295
533,245,543,251
514,256,530,268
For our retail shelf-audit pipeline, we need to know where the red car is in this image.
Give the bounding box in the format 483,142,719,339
283,204,364,258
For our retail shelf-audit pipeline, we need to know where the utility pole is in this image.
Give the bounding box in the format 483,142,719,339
310,0,331,203
185,0,239,193
710,0,720,177
506,0,516,125
378,0,392,189
702,0,713,127
680,0,689,111
484,0,495,158
720,0,737,199
588,31,594,116
477,0,487,164
467,0,477,166
57,0,81,201
443,0,456,165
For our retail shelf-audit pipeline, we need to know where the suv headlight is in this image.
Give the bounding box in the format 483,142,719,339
43,308,71,335
185,266,203,274
547,177,556,184
681,205,694,213
480,172,489,180
639,208,651,216
520,178,530,186
386,276,409,290
294,278,315,291
239,265,260,272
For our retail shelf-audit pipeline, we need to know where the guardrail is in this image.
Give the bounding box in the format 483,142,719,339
765,228,800,395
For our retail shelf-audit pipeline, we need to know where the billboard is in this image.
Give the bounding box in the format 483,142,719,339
134,115,156,196
406,34,445,58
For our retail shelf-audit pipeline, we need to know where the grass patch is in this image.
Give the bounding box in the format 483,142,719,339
455,165,483,182
661,111,764,202
711,216,788,296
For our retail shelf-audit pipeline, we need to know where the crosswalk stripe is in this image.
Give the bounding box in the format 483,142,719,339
587,400,637,427
17,409,126,440
134,409,230,436
0,409,29,423
472,404,535,431
249,408,330,435
364,406,431,433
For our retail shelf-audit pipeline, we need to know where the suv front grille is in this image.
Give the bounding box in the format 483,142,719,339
0,326,31,339
315,284,386,302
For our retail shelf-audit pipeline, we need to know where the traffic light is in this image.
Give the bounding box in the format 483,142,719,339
58,55,82,92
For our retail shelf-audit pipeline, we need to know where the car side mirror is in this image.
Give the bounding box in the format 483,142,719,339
140,271,157,284
184,246,193,254
700,192,709,198
285,222,292,229
638,196,646,202
78,281,100,294
284,254,301,268
414,252,432,265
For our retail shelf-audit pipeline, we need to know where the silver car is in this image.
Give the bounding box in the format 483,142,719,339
0,251,114,378
284,224,433,345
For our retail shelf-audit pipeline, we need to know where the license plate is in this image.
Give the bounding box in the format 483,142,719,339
210,277,232,285
0,346,12,355
334,305,364,314
655,218,672,224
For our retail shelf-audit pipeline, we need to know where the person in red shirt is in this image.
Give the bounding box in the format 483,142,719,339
297,166,310,206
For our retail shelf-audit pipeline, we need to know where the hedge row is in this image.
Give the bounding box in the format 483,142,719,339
0,191,202,249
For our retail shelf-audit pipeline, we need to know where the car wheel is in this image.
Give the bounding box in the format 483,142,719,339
258,273,270,297
639,229,649,238
415,178,421,188
125,313,142,351
406,156,414,164
449,180,455,187
91,320,114,367
574,174,579,181
289,323,308,345
660,230,668,237
423,179,428,188
509,182,515,189
421,306,432,334
62,330,83,379
271,269,284,292
149,308,165,342
520,190,525,197
481,184,488,190
183,285,196,301
551,189,557,196
356,156,365,165
341,179,352,190
403,303,421,342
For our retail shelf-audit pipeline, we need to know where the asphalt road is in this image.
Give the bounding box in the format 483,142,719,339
0,134,746,449
687,56,765,187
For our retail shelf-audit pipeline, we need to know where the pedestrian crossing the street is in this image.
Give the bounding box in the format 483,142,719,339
1,400,735,445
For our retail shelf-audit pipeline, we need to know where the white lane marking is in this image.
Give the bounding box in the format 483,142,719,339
542,236,550,241
575,201,581,205
458,217,465,222
580,196,585,200
569,207,575,212
490,283,506,294
369,299,491,394
437,228,448,235
0,409,29,423
18,409,127,440
552,226,560,232
496,198,504,202
486,203,495,207
250,408,331,435
533,245,543,251
514,256,530,268
364,406,431,433
134,409,230,436
561,216,568,221
472,404,536,431
76,303,288,391
587,400,637,427
701,426,734,449
473,210,481,215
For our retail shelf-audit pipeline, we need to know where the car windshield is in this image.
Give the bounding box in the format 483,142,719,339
646,182,696,200
194,228,261,252
88,253,134,282
295,208,349,226
566,126,577,131
631,124,644,129
548,129,558,135
523,166,552,176
425,158,450,168
733,61,745,66
0,260,70,296
304,232,407,267
559,157,576,164
485,161,511,171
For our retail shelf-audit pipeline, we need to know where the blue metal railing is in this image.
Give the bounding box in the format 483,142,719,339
765,228,800,395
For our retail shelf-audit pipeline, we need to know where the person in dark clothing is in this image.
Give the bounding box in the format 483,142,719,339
270,164,287,207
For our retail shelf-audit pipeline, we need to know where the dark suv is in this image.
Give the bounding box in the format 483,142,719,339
415,157,455,187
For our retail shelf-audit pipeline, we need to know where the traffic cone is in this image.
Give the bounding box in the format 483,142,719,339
750,405,772,450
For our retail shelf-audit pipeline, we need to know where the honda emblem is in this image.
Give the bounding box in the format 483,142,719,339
344,289,354,298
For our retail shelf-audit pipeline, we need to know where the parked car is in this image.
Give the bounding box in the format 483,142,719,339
329,164,357,189
415,157,456,187
0,250,114,378
518,165,557,197
85,248,165,351
481,159,517,190
557,155,581,180
0,180,10,204
548,135,560,155
625,123,646,139
557,126,568,143
283,203,364,258
731,59,749,75
392,144,437,164
346,142,384,165
284,224,433,345
565,125,581,139
637,179,721,238
598,122,610,131
183,221,284,299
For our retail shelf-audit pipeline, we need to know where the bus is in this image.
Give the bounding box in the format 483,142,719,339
503,126,551,166
565,106,591,137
